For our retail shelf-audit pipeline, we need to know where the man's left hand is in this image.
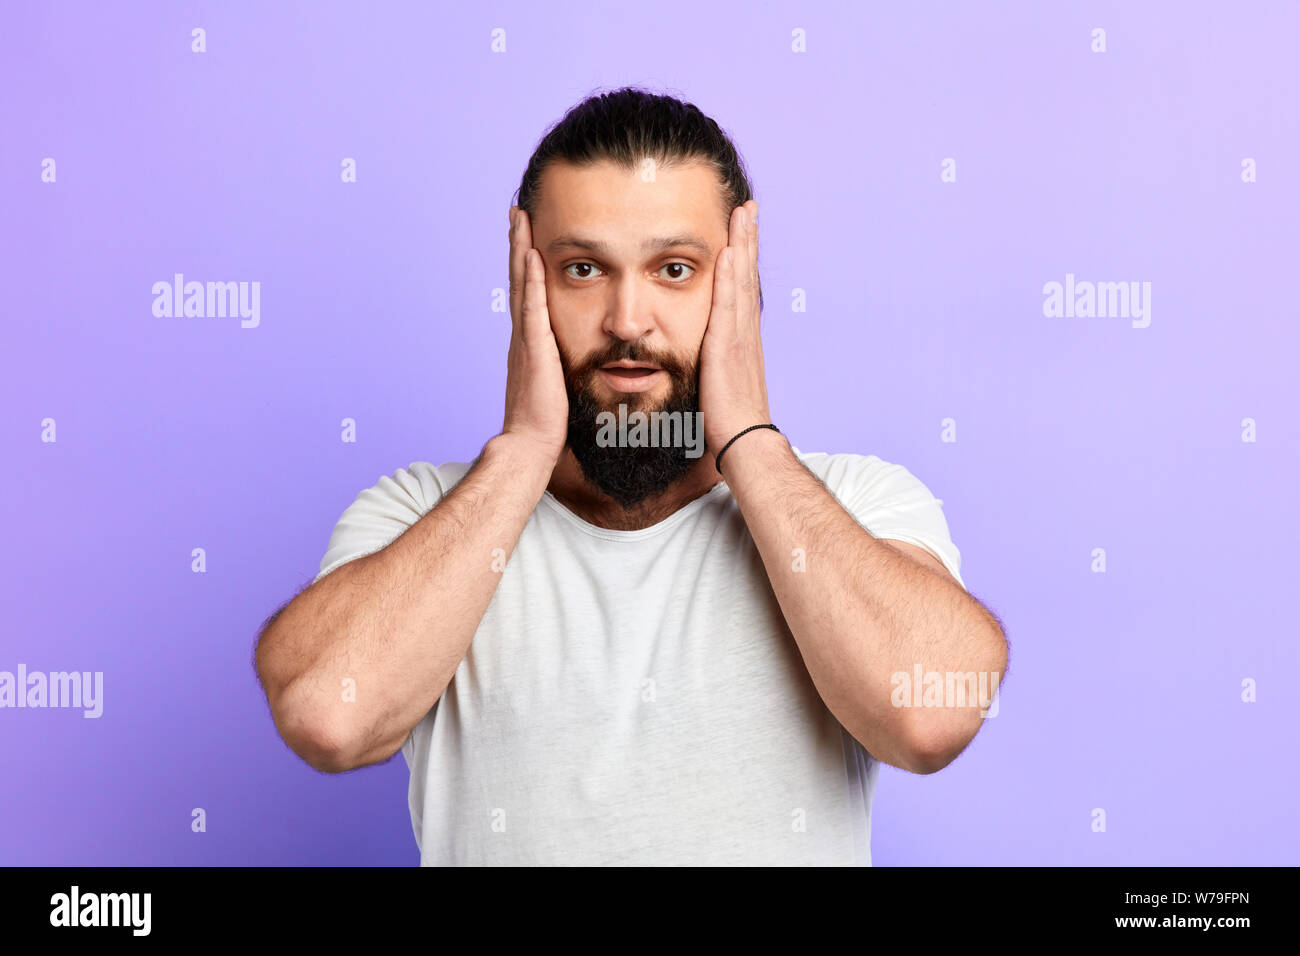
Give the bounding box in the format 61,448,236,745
698,199,772,459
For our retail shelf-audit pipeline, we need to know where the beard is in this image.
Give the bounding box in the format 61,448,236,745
561,340,701,510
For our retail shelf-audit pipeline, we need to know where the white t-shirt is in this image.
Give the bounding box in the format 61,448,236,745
313,447,965,865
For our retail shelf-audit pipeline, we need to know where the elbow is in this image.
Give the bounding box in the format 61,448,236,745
276,697,407,773
901,713,979,775
266,679,367,774
279,703,358,773
904,743,959,776
904,622,1007,774
299,727,362,775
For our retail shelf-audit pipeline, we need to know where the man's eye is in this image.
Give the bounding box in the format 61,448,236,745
563,262,694,281
564,263,604,280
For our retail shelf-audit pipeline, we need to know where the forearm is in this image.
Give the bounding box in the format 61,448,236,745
258,433,553,771
721,430,1004,772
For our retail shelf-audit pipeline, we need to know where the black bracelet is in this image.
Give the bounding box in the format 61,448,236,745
714,424,781,474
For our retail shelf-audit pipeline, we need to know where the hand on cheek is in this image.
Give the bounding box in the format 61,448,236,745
698,200,772,457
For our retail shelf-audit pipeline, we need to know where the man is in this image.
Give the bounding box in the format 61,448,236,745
256,88,1007,866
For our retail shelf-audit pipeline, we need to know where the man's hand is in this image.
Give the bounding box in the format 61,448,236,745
502,205,569,466
698,200,773,459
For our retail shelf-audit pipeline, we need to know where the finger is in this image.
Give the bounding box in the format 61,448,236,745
710,246,736,334
740,203,756,299
729,202,746,252
508,206,532,330
521,247,553,345
746,201,760,297
731,205,752,305
743,201,759,317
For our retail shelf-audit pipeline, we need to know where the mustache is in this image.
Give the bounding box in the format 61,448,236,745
561,341,697,387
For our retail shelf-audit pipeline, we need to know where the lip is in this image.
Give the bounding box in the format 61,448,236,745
598,367,664,393
601,361,662,371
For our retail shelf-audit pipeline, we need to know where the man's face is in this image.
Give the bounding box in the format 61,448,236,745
530,158,730,506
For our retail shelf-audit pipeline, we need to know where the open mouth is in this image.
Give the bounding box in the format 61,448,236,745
600,361,662,378
598,362,664,391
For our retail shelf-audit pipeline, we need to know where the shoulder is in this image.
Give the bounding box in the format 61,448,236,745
795,447,894,483
792,446,966,589
349,460,473,514
312,459,474,584
792,447,932,504
400,460,473,507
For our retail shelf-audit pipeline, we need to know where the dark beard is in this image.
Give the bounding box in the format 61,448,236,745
562,342,700,510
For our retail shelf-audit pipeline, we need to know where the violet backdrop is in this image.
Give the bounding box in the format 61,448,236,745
2,1,1296,865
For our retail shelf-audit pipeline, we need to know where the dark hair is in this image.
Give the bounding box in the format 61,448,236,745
514,86,762,309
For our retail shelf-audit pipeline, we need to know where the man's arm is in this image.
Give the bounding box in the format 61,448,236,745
698,200,1005,775
257,204,568,773
255,433,553,773
721,429,1007,774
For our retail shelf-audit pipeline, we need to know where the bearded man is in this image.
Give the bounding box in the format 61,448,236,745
256,87,1007,866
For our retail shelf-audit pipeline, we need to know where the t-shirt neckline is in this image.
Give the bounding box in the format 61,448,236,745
539,480,732,540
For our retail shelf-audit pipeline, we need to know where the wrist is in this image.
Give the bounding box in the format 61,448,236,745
712,422,783,471
708,418,767,454
484,431,560,484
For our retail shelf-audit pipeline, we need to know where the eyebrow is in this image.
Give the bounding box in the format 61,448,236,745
545,234,713,258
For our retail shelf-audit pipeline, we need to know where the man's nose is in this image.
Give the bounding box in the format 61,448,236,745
602,276,655,342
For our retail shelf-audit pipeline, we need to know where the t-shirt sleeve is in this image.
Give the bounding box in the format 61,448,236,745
807,452,967,591
312,462,453,585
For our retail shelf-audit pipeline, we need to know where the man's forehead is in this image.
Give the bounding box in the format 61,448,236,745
534,158,726,236
544,232,714,258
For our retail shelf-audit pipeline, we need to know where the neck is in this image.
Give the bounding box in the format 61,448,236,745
545,449,724,531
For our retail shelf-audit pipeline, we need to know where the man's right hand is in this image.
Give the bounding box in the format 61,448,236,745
501,205,569,466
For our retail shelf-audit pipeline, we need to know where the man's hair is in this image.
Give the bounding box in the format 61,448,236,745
514,86,762,309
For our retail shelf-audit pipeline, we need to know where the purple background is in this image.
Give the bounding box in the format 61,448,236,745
3,1,1296,865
